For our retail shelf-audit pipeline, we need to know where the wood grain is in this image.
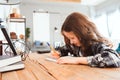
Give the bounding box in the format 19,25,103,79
29,53,120,80
1,53,120,80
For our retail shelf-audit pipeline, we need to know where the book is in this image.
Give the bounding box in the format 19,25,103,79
0,55,22,68
0,61,24,72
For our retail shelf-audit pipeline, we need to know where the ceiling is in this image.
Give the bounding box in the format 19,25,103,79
0,0,21,5
0,0,107,6
42,0,81,3
81,0,107,6
35,0,107,6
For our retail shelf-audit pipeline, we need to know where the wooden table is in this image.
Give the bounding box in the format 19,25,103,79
1,53,120,80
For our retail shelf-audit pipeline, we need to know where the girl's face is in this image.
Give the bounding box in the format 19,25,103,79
63,31,81,47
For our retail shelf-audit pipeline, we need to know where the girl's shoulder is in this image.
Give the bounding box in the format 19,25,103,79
91,42,109,54
92,42,105,48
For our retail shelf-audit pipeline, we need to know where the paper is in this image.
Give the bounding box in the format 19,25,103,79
45,57,57,62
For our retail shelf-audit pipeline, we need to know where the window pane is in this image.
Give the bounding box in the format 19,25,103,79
93,14,109,38
108,10,120,39
0,5,20,40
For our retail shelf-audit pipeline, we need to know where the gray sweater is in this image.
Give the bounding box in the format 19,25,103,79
58,42,120,68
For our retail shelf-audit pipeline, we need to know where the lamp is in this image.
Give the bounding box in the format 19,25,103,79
0,0,21,5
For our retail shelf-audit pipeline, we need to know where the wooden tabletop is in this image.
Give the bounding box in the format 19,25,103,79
1,53,120,80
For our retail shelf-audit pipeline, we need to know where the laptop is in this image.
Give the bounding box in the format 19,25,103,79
0,24,18,56
0,22,24,72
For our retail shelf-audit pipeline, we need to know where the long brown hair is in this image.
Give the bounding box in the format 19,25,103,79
61,12,112,56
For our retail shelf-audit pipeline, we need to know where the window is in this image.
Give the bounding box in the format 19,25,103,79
93,14,109,38
0,5,10,40
0,5,20,40
94,9,120,49
107,10,120,39
94,9,120,40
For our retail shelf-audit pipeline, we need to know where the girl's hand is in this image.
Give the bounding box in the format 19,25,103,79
51,50,60,59
57,56,88,65
57,56,80,64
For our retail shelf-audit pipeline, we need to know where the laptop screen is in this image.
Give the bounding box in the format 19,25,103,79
0,25,17,56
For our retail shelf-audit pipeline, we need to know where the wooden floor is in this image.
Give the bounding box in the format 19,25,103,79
1,53,120,80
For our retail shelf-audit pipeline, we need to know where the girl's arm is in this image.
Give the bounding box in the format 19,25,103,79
57,43,120,68
57,56,88,65
87,43,120,68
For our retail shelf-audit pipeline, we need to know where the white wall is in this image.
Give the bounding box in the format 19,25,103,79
19,1,90,45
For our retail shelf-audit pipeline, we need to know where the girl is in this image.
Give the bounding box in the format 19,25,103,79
52,12,120,68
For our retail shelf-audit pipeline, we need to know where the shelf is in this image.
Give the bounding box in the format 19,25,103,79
7,17,26,40
8,18,26,23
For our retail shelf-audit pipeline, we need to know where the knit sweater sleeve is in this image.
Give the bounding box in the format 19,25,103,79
87,43,120,68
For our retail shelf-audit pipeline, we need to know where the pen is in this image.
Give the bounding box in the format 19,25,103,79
47,42,60,58
47,42,56,52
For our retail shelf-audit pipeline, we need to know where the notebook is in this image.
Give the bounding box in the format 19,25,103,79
0,24,25,72
0,61,24,72
0,55,22,68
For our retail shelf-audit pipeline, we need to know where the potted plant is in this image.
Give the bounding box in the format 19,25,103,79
25,27,30,41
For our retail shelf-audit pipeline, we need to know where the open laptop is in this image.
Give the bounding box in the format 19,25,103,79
0,21,24,72
0,24,18,56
